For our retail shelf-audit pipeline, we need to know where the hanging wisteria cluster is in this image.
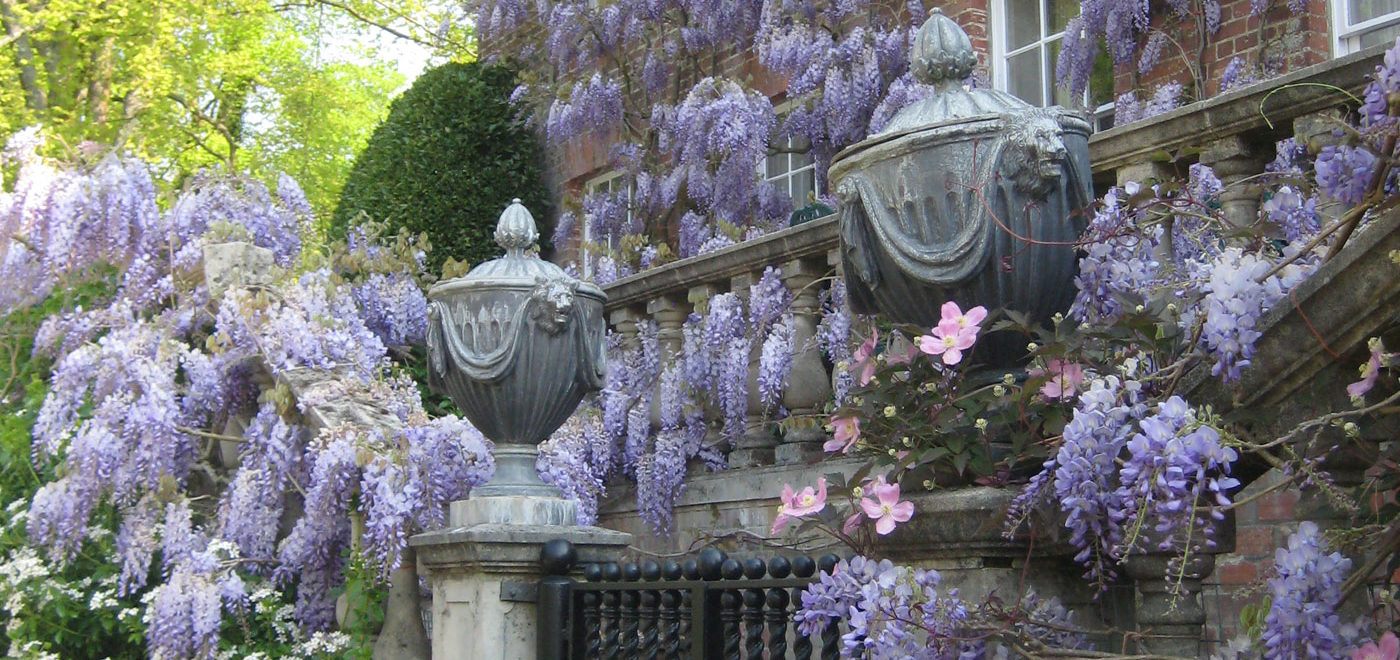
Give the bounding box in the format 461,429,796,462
541,266,801,533
2,129,493,658
469,0,932,273
1057,0,1310,106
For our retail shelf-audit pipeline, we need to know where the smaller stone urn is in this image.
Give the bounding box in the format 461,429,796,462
829,9,1093,365
425,199,606,506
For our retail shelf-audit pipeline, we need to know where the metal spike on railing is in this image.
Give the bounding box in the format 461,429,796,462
767,556,793,660
659,561,682,660
742,558,766,660
639,561,661,659
817,555,841,660
602,562,622,659
679,559,701,658
620,563,641,657
584,563,604,658
792,555,816,660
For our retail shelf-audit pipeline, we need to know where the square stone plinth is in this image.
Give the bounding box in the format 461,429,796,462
411,515,632,660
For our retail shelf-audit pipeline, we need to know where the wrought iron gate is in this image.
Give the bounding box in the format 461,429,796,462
536,539,845,659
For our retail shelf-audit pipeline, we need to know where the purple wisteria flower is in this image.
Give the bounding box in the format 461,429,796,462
1262,522,1354,660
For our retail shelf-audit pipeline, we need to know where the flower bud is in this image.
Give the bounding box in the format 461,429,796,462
883,405,897,418
975,418,988,431
993,385,1006,397
1027,342,1039,352
852,486,864,498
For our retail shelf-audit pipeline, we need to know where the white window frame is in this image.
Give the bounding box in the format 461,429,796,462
763,100,821,215
582,170,631,278
990,0,1114,129
1332,0,1400,55
765,135,818,208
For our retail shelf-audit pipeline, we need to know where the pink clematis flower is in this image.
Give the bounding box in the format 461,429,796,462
1351,632,1399,660
1034,358,1086,400
771,478,827,535
918,319,979,366
859,476,914,535
941,301,987,331
851,330,878,386
824,416,861,453
1348,338,1391,400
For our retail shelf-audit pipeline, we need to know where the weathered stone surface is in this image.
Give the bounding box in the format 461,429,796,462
1182,207,1400,480
604,215,838,311
373,548,430,660
411,521,632,660
450,495,579,528
202,241,274,301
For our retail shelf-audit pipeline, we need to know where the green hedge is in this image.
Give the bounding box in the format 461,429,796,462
331,61,549,274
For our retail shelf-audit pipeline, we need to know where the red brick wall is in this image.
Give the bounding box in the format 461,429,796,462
1125,0,1332,100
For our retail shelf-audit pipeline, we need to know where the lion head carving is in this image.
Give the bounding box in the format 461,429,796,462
530,276,578,335
1001,109,1069,198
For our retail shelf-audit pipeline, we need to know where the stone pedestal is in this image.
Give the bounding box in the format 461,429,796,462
412,498,632,660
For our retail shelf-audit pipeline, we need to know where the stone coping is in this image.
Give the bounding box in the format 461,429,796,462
1088,42,1387,175
1182,207,1400,427
601,214,838,311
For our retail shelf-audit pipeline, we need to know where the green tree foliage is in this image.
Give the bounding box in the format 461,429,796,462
332,60,549,274
0,0,406,217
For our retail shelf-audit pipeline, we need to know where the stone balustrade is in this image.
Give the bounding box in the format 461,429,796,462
601,215,842,469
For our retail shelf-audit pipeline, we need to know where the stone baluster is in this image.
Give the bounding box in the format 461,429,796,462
1123,513,1233,658
729,270,777,468
1200,136,1266,233
1115,162,1180,278
648,292,689,427
688,282,727,462
776,257,832,464
610,305,645,350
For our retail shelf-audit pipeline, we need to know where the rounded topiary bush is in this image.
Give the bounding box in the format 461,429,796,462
332,61,548,274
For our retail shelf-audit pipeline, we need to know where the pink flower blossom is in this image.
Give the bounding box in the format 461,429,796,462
859,476,914,535
824,415,861,453
1032,358,1086,400
852,330,878,386
842,510,863,535
941,301,987,330
918,319,978,366
1351,632,1399,660
1348,338,1391,400
772,477,827,532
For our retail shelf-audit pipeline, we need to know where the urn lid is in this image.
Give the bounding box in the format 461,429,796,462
872,8,1035,137
428,199,604,300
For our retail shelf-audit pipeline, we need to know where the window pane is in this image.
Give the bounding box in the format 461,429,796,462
1046,0,1079,34
1048,39,1076,107
1359,21,1400,47
1008,49,1044,105
1350,0,1400,23
766,152,786,180
792,169,814,208
1007,1,1041,50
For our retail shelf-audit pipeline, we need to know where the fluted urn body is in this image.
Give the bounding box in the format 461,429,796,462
829,9,1092,365
426,199,606,498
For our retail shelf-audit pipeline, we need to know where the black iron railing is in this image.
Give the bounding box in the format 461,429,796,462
536,539,844,660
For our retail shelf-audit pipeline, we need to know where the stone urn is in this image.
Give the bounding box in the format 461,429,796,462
829,9,1093,365
425,199,606,499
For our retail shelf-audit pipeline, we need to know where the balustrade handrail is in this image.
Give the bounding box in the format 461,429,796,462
600,214,838,313
1088,41,1386,175
599,43,1387,317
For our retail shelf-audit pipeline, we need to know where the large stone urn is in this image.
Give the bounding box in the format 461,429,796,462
425,199,606,504
829,9,1093,365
